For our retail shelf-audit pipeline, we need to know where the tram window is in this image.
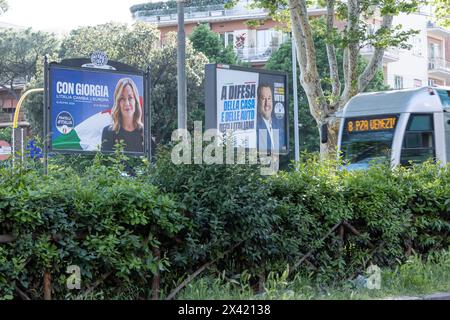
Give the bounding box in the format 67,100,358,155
407,115,433,131
436,89,450,109
400,114,435,165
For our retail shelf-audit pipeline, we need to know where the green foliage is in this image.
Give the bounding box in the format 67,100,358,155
147,33,208,145
265,27,388,154
149,147,282,279
0,127,11,143
189,24,238,65
178,250,450,299
0,28,58,97
0,151,448,299
0,0,7,15
0,154,185,300
430,0,450,28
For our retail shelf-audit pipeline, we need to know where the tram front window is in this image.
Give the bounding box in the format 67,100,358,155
341,131,394,167
340,115,398,169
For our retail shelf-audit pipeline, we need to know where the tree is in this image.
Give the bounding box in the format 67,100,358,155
228,0,421,157
146,32,208,144
0,0,7,15
0,28,58,100
25,22,208,145
266,28,388,156
189,23,238,64
431,0,450,27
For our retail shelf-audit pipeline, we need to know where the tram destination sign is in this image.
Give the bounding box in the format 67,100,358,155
345,114,399,134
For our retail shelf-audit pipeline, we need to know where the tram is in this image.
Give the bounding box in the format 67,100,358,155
337,86,450,169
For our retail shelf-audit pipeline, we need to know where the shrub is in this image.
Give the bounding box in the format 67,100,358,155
0,150,448,299
0,154,185,300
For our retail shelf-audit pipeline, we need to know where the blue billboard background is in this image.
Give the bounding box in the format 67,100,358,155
50,67,144,152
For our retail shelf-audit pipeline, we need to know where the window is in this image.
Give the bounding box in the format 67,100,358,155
341,115,399,168
394,75,403,89
220,32,235,48
412,37,423,57
428,79,435,86
256,29,281,48
400,114,435,165
414,79,422,87
436,89,450,108
227,33,234,47
429,43,441,59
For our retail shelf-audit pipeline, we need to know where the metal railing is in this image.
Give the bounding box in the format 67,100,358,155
134,3,267,22
235,45,280,61
428,57,450,71
360,45,400,60
0,110,26,123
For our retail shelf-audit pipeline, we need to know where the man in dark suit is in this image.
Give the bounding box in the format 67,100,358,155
256,84,283,154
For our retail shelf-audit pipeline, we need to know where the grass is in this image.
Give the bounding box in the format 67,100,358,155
176,250,450,300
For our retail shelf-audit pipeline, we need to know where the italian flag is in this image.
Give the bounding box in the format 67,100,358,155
52,110,112,151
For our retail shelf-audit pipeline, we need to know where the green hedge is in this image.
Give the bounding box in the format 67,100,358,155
0,156,186,299
0,152,448,299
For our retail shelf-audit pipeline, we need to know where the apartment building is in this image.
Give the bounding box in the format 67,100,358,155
131,0,450,88
130,0,315,66
380,10,450,89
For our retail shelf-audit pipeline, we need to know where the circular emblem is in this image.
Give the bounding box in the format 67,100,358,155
91,51,108,67
56,111,74,135
274,102,285,120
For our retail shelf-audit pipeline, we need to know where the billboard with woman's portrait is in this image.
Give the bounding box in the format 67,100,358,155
49,64,147,155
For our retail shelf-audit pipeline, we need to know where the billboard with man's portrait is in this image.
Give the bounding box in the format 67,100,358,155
49,63,147,155
205,64,288,155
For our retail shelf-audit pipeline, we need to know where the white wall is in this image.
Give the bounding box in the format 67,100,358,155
385,12,429,89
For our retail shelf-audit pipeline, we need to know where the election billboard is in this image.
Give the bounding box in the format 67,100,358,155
205,64,288,155
48,61,149,156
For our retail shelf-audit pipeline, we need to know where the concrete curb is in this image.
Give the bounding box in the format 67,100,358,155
387,291,450,300
422,292,450,300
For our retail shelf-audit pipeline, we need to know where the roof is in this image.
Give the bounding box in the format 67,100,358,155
0,21,25,29
341,87,448,118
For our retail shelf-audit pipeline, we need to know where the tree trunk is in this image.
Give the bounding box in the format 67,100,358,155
43,270,52,300
319,116,340,158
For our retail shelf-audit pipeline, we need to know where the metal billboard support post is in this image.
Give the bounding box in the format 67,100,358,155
11,129,15,168
21,128,24,163
292,36,300,165
43,55,49,176
145,65,152,164
177,0,187,132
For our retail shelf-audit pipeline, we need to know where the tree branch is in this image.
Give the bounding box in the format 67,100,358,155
289,0,326,121
289,222,342,276
289,0,307,71
325,0,340,108
165,241,243,300
340,0,360,106
358,14,393,92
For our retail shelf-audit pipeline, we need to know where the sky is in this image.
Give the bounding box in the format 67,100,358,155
0,0,150,33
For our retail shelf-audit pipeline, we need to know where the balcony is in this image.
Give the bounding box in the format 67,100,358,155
360,45,400,63
132,1,267,26
427,21,450,38
235,45,280,62
0,110,29,128
428,57,450,78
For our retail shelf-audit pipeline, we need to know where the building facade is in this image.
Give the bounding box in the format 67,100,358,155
380,10,450,89
131,0,450,88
